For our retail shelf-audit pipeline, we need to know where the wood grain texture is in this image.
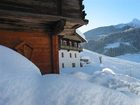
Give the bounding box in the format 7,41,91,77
0,0,86,19
0,30,59,74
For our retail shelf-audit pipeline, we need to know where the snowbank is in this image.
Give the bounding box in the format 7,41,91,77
63,68,140,98
0,45,41,75
42,75,139,105
1,73,139,105
1,45,140,105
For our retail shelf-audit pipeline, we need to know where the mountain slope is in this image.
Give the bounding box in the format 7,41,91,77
84,28,140,56
85,25,132,40
85,19,140,41
84,19,140,57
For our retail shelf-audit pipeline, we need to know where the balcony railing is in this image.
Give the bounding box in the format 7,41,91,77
60,45,83,52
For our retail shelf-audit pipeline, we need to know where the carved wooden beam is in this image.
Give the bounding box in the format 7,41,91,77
0,9,86,31
43,19,66,35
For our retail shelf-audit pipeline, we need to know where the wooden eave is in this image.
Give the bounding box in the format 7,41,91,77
0,9,86,35
74,33,87,42
60,33,86,43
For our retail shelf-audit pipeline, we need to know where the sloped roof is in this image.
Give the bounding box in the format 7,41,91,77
75,29,87,42
61,30,87,43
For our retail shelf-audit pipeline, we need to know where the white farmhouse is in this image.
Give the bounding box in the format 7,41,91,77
59,30,86,69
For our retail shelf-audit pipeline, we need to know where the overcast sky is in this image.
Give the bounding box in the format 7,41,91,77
79,0,140,32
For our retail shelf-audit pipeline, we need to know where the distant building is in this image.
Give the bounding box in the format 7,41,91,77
80,56,91,67
59,30,87,69
0,0,88,74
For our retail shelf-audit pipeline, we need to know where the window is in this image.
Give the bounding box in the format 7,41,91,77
75,53,77,58
62,63,64,68
69,41,72,46
65,40,67,45
74,42,78,47
60,39,63,45
72,63,76,68
63,40,67,45
70,53,72,58
78,43,81,48
61,52,64,58
80,63,83,67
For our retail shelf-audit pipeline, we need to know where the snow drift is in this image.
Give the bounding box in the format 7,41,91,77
0,45,41,75
0,45,140,105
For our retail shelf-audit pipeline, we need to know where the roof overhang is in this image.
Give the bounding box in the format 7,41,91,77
0,9,87,35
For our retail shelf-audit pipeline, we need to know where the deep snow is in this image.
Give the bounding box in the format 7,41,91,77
1,45,140,105
0,45,41,75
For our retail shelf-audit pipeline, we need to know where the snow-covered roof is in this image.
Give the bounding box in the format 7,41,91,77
75,29,87,42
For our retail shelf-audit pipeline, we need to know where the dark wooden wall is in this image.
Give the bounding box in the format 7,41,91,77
0,30,59,74
0,0,84,19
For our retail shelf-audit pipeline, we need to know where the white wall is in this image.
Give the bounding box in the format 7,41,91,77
59,49,81,70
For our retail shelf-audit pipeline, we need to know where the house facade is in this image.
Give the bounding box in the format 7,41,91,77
0,0,88,74
59,30,86,69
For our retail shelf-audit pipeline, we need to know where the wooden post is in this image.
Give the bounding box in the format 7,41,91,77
51,34,59,74
99,56,102,64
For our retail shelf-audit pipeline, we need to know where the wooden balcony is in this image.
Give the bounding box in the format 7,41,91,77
60,45,83,52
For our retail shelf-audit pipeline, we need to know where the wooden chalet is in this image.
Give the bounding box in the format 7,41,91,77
59,30,87,69
0,0,88,74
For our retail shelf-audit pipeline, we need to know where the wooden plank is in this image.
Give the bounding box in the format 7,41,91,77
0,0,58,15
0,30,54,74
0,0,84,19
0,8,85,24
60,29,75,35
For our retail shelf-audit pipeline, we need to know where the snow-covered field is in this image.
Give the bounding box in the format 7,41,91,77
104,42,130,49
1,45,140,105
81,49,140,79
105,42,120,49
117,53,140,63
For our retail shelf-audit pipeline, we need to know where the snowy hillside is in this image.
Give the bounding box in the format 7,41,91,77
105,42,121,49
84,28,140,57
117,53,140,63
80,49,140,79
1,45,140,105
